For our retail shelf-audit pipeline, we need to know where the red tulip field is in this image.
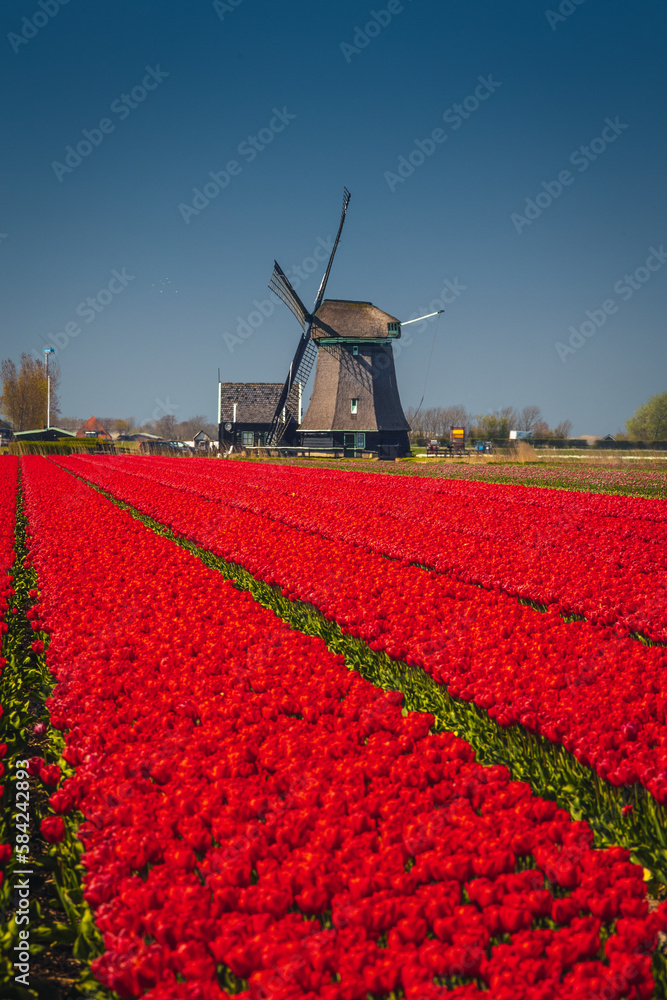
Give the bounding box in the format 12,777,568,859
1,454,667,1000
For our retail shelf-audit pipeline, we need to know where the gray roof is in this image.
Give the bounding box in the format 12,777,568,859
311,300,401,341
13,427,76,440
219,383,283,424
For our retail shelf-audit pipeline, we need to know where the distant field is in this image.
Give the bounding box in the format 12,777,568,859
247,453,667,498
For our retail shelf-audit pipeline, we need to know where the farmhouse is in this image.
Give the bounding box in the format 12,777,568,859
218,383,299,451
77,416,112,439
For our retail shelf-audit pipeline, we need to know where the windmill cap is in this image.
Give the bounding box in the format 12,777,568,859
312,299,402,340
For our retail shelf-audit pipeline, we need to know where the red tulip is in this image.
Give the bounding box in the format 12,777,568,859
40,763,61,788
26,757,43,776
40,816,66,843
13,455,666,1000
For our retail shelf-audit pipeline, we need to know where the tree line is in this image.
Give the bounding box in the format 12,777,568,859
1,351,664,444
0,353,215,439
40,413,217,441
404,404,573,441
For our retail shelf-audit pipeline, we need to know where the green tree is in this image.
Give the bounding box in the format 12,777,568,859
626,392,667,441
471,412,512,440
0,353,60,431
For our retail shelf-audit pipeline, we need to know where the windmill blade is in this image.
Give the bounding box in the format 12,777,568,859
313,187,351,313
267,321,315,445
270,335,318,445
269,261,311,330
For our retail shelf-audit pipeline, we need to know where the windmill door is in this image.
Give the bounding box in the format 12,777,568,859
344,432,366,457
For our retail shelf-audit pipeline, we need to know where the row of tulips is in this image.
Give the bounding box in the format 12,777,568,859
0,455,85,992
55,456,667,809
0,454,18,629
390,460,667,499
51,459,667,883
61,454,667,644
20,455,667,999
0,456,20,889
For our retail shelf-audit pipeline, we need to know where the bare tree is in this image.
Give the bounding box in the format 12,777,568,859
552,419,573,439
175,415,210,440
405,404,470,441
517,405,542,432
533,420,552,438
498,405,518,429
155,413,178,439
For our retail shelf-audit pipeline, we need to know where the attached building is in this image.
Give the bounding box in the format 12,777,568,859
218,382,300,451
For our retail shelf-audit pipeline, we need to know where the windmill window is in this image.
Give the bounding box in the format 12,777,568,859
241,431,254,447
356,433,365,449
350,398,358,414
352,346,359,356
387,322,400,336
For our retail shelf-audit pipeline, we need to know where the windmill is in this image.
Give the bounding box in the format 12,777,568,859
267,188,440,457
266,187,351,445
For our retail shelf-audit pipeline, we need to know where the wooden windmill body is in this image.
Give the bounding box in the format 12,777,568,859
298,300,410,455
267,189,411,456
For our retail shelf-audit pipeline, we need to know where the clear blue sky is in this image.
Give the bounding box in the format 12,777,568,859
1,0,665,434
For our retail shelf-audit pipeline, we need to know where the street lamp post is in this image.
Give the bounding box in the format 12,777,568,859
43,348,55,429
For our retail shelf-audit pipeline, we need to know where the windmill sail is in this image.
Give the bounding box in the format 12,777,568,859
313,187,350,312
267,186,351,446
269,262,310,330
268,331,317,445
